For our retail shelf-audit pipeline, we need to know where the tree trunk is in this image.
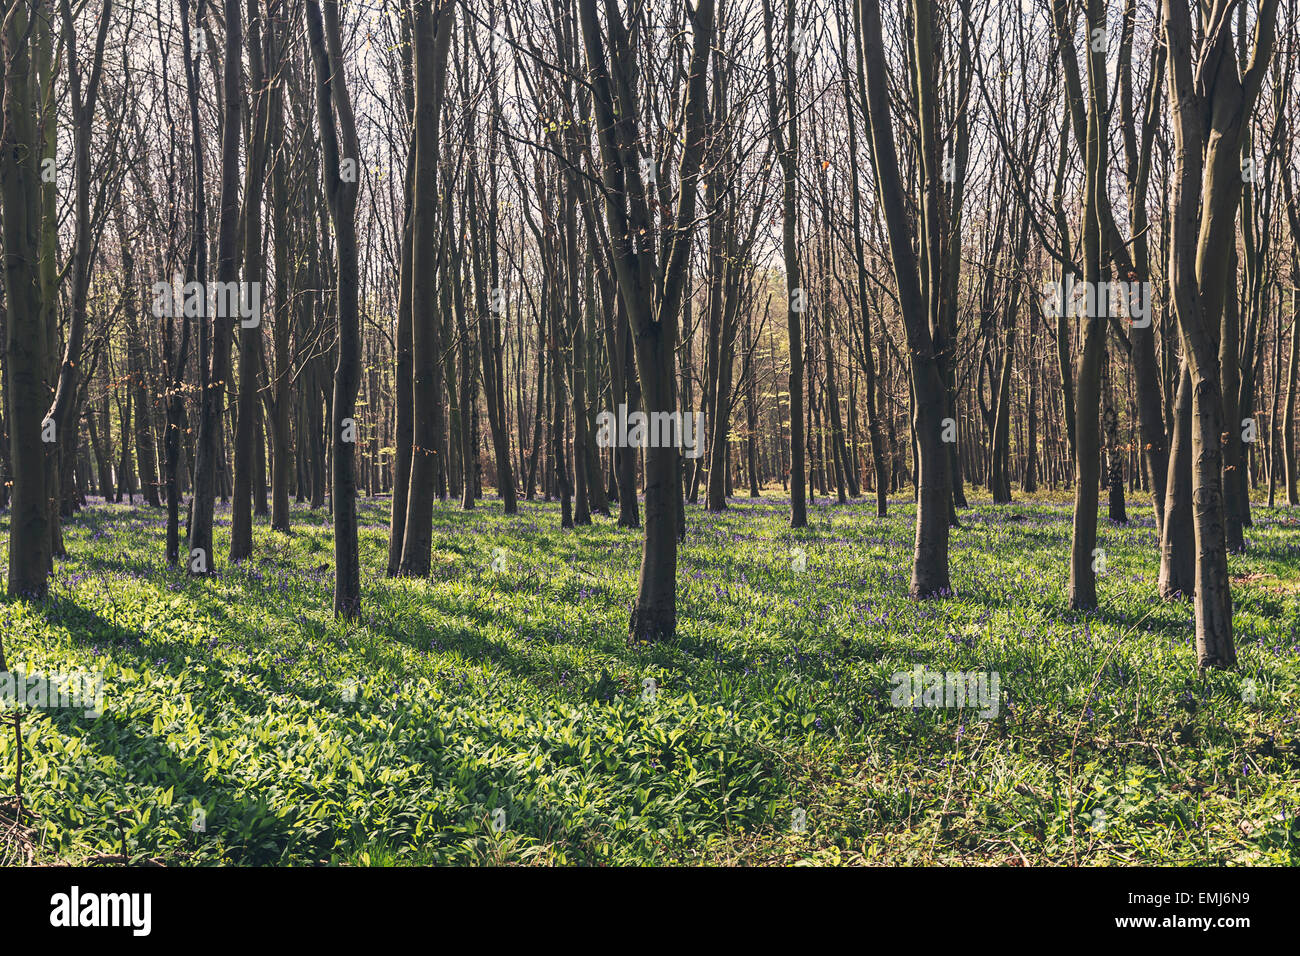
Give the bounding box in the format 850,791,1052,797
1285,286,1299,505
858,0,951,597
232,0,271,561
762,0,806,529
398,0,453,576
189,0,244,575
1161,0,1278,667
306,0,362,617
2,0,53,598
578,0,714,640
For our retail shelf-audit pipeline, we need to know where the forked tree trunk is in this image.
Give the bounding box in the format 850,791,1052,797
1162,0,1278,668
306,0,362,617
578,0,714,641
841,46,888,516
45,0,112,558
857,0,950,597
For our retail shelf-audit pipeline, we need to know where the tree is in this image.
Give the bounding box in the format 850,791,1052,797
266,0,293,533
2,0,52,600
761,0,807,528
188,0,245,575
45,0,113,556
1162,0,1279,668
856,0,951,597
465,25,516,517
232,0,273,561
578,0,715,640
306,0,363,617
1065,0,1110,611
397,0,454,577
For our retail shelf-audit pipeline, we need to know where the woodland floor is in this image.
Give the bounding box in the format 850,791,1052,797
0,491,1298,865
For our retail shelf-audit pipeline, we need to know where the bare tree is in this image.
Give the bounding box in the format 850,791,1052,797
1162,0,1279,667
856,0,951,597
2,0,52,601
306,0,363,615
578,0,715,640
189,0,245,575
397,0,454,577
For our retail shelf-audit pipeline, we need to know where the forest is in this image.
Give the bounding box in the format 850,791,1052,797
0,0,1297,868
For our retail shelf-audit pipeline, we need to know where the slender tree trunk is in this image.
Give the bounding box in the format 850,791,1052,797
1285,287,1299,505
189,0,244,575
578,0,714,640
1161,0,1278,667
387,131,416,569
268,0,293,533
1220,243,1246,551
232,0,271,561
306,0,362,617
762,0,806,529
398,0,453,576
858,0,950,597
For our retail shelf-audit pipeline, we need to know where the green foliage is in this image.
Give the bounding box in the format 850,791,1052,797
0,495,1297,865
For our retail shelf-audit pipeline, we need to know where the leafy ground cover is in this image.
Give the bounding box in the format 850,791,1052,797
1,493,1297,865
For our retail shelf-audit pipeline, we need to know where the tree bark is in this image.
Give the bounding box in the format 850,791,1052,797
857,0,951,597
189,0,244,575
2,0,53,599
398,0,454,576
306,0,362,617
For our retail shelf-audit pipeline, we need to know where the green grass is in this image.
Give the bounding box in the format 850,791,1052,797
1,491,1298,865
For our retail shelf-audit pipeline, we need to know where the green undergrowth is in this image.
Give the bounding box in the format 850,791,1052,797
0,491,1296,865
